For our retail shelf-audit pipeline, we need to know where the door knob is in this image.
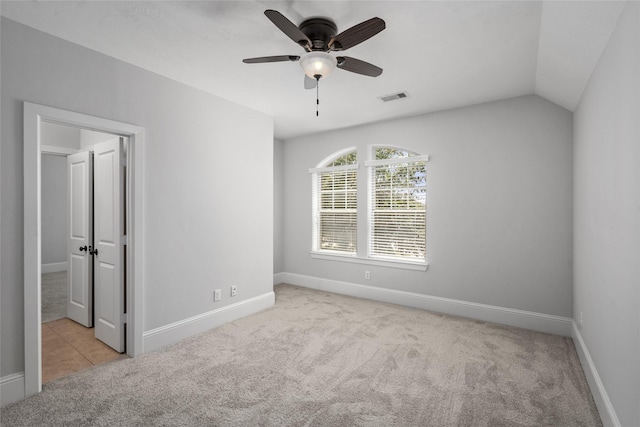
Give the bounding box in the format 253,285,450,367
89,246,99,256
79,245,88,252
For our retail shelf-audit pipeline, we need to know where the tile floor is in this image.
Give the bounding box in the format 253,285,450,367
42,318,126,384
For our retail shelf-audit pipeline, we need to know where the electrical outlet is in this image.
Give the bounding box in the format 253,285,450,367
230,285,237,297
365,271,371,280
214,289,221,302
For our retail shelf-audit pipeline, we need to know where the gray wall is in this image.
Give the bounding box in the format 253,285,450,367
573,1,640,425
1,18,273,376
281,95,573,317
274,138,284,274
40,155,67,265
39,122,82,268
80,128,117,150
41,122,81,151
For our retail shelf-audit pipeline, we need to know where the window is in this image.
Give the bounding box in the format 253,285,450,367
366,148,427,261
311,150,358,254
310,146,428,267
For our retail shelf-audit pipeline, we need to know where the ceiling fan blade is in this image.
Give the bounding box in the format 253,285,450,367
336,56,383,77
264,10,311,49
304,75,317,90
329,17,385,51
243,55,300,64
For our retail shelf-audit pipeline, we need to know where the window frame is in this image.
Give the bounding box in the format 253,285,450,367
365,153,429,264
309,146,429,271
309,148,359,256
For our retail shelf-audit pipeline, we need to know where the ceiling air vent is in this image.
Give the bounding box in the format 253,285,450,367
378,91,409,102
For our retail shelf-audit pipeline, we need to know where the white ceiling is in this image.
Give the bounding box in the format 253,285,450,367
0,1,627,140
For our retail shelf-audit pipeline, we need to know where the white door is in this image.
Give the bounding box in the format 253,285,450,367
67,151,93,327
92,138,125,352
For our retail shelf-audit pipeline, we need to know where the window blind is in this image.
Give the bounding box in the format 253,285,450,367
368,159,426,260
312,165,358,254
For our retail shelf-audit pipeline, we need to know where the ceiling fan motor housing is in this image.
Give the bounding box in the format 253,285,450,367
299,18,338,51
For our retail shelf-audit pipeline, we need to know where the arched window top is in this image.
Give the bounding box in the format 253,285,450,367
374,146,420,160
328,151,357,166
315,147,357,168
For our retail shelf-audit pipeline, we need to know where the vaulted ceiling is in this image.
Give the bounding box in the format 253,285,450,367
0,1,627,139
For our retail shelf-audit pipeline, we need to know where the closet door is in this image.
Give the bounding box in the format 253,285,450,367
92,138,125,352
66,151,93,327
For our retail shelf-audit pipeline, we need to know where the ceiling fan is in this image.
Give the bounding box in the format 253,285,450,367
243,10,385,89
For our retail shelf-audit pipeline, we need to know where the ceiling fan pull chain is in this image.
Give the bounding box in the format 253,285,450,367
315,75,321,117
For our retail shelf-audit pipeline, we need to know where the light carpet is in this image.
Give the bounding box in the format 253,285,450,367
41,271,67,323
1,284,601,426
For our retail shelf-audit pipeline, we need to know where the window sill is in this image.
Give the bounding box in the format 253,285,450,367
310,252,428,271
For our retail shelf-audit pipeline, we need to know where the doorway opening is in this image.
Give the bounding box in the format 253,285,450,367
24,102,144,397
40,123,127,383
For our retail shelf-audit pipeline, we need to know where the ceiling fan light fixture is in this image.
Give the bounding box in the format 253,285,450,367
299,52,337,80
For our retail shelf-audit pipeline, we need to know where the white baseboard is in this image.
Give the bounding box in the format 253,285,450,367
143,291,275,353
572,321,620,427
276,272,572,336
41,262,67,274
274,272,286,285
1,372,25,407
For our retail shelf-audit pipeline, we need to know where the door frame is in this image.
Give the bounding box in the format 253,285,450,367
23,102,144,397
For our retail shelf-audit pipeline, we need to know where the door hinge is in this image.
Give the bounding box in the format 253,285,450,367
121,235,128,245
120,154,127,167
121,313,128,324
